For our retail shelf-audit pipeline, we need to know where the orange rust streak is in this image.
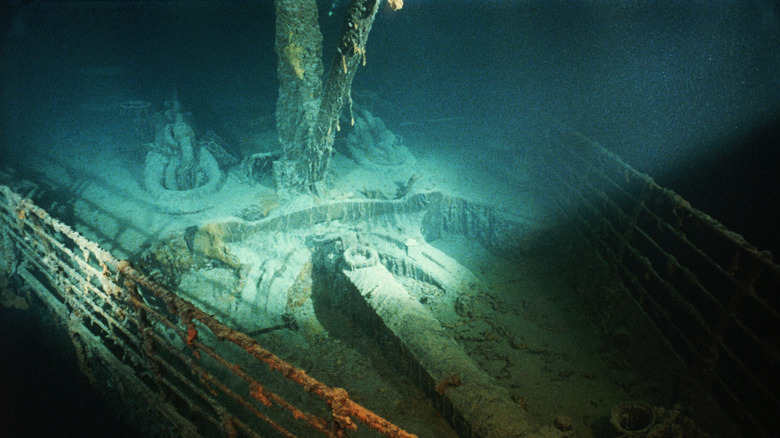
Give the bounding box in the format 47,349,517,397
118,262,418,438
186,324,198,346
250,384,272,407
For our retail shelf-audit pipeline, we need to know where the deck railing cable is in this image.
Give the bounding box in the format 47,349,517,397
0,184,416,438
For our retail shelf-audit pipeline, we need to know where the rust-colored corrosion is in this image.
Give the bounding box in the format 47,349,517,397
434,374,462,395
119,262,418,438
124,282,334,436
0,184,418,438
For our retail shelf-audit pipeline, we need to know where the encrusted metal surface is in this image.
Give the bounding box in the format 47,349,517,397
0,184,417,438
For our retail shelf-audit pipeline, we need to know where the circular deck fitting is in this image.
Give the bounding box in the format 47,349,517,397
610,401,657,436
343,244,379,270
143,148,224,214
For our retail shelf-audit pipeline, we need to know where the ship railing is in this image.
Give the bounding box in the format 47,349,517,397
0,184,416,438
532,122,780,438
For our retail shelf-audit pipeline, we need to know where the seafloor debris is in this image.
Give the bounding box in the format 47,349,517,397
239,192,280,221
610,401,711,438
345,108,412,166
240,151,280,183
395,173,419,199
359,187,387,199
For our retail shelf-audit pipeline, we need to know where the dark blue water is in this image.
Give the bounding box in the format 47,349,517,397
0,302,140,438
